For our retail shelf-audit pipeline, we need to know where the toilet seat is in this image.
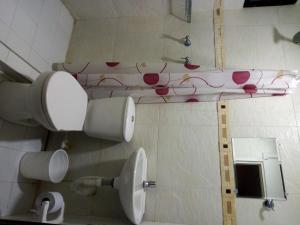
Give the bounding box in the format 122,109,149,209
41,72,88,131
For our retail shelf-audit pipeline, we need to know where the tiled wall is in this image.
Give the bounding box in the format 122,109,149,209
66,4,300,71
62,0,214,19
0,0,73,218
39,92,300,225
224,5,300,70
39,102,222,225
67,12,215,69
229,95,300,225
0,120,47,216
0,0,73,80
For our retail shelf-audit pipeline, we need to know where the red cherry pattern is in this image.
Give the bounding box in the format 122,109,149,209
143,73,159,85
155,85,169,96
243,84,257,94
186,98,199,102
232,71,250,84
106,62,120,67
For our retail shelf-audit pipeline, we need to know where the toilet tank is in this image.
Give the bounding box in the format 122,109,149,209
83,97,135,142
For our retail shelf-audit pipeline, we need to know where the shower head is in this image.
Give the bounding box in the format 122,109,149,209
293,32,300,45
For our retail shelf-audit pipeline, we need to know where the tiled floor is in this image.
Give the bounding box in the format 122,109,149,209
0,120,47,216
0,94,300,225
36,88,300,225
39,101,222,225
0,0,73,80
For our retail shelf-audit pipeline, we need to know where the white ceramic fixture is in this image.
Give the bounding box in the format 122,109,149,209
33,192,65,224
0,71,135,142
20,149,69,183
71,148,155,225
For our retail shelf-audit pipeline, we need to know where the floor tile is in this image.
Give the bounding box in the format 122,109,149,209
155,186,222,225
0,182,13,216
6,182,37,216
157,125,220,189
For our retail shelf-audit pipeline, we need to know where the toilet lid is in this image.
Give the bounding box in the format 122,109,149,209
42,71,88,131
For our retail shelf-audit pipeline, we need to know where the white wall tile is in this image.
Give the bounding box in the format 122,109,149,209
0,0,19,26
6,52,39,79
224,7,279,26
0,43,9,61
228,96,296,127
278,4,300,24
159,102,217,126
0,0,73,80
32,26,55,63
0,122,27,151
0,182,12,216
190,28,215,67
22,126,47,152
155,187,222,225
11,6,37,45
6,182,37,215
19,0,44,25
252,26,285,70
192,0,214,12
0,147,26,182
113,32,163,63
135,104,160,125
236,195,300,225
224,25,257,69
224,0,244,10
278,24,300,70
28,49,51,73
59,4,74,38
6,30,31,60
90,188,126,219
157,125,220,189
0,18,9,42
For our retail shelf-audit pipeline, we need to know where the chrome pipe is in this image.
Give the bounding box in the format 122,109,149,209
185,0,192,23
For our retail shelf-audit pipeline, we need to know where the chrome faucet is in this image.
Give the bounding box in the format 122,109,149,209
181,56,191,65
143,180,156,188
263,199,274,210
183,35,191,47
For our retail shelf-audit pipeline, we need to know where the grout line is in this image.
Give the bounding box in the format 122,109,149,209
217,101,236,225
290,92,300,138
213,0,225,69
153,106,161,222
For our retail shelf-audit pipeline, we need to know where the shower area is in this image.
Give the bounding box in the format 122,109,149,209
60,0,300,104
63,0,214,67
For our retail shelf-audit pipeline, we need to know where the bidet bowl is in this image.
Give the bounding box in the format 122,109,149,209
114,148,147,225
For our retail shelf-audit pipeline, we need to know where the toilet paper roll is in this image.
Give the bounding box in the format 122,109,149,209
35,192,64,214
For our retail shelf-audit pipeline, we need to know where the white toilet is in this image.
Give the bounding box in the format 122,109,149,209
0,71,135,142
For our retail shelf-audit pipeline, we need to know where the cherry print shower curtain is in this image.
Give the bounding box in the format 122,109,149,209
56,62,300,104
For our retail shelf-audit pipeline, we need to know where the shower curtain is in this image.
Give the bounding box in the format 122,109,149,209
55,62,300,104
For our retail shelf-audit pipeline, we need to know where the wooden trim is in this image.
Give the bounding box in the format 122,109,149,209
218,101,236,225
213,0,225,69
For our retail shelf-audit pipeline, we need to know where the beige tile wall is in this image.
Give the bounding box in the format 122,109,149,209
40,102,222,225
66,12,215,69
228,95,300,225
224,5,300,70
67,4,300,71
0,0,73,80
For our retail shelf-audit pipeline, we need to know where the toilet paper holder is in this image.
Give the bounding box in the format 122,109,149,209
38,200,65,224
32,192,65,224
